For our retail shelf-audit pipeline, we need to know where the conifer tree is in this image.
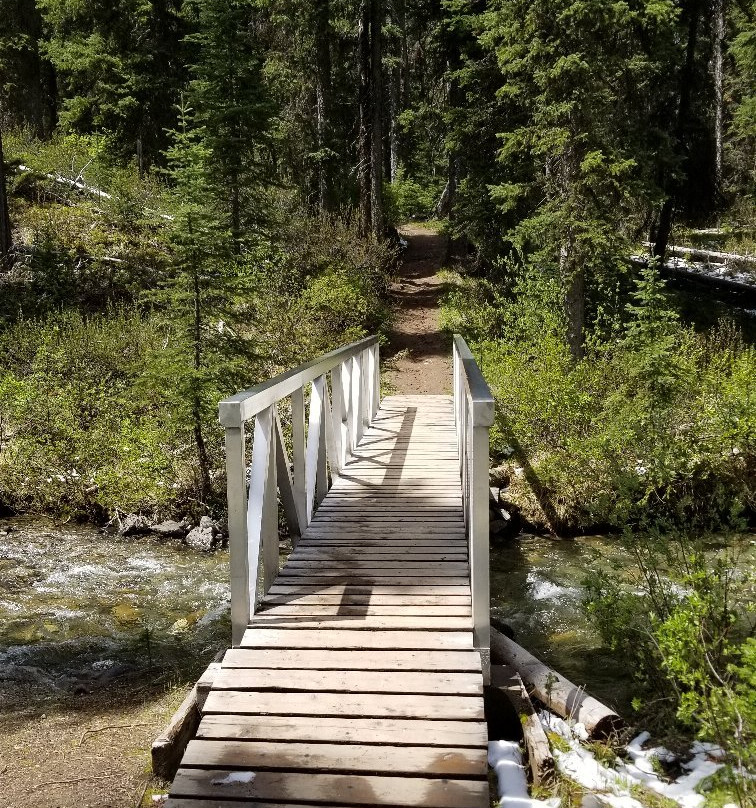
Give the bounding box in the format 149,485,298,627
479,0,678,359
183,0,273,252
154,102,257,502
37,0,185,164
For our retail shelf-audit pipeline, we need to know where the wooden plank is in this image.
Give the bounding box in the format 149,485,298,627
248,615,473,631
288,552,469,561
239,628,473,649
295,543,467,550
169,768,489,808
281,561,469,572
302,525,466,532
181,739,487,777
202,690,484,720
260,594,472,606
278,568,470,578
212,668,481,695
273,576,471,586
255,604,471,616
221,648,481,671
196,714,488,747
297,524,465,533
266,584,472,595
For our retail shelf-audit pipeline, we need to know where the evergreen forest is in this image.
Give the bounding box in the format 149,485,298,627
0,0,755,804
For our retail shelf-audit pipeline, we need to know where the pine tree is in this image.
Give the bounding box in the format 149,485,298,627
479,0,678,359
183,0,273,251
36,0,185,164
154,101,258,502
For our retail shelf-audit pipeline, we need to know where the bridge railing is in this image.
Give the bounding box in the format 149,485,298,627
453,335,495,679
219,336,381,646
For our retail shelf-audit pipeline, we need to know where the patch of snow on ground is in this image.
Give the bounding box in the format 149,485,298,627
488,740,560,808
539,713,725,808
210,771,257,786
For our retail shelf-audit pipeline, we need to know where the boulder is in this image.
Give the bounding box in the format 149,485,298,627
151,520,188,538
118,513,151,536
184,516,221,551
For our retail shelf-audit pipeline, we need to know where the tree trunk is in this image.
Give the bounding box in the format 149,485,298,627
188,217,211,501
389,63,399,182
561,237,584,362
490,629,624,740
653,0,702,259
0,128,12,264
11,0,54,138
713,0,726,196
358,0,372,238
369,0,384,239
314,0,332,210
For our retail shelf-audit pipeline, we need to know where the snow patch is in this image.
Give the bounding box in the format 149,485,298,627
488,740,560,808
539,713,725,808
210,771,257,786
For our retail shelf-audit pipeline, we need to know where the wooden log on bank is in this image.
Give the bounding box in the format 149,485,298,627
152,659,222,780
491,665,554,785
490,627,623,739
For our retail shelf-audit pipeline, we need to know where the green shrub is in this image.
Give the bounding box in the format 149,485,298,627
384,168,442,223
0,308,194,516
443,265,756,533
585,532,755,806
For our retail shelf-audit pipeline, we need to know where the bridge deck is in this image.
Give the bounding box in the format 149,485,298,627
166,395,489,808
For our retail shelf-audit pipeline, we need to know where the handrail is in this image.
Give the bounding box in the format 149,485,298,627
219,335,380,646
453,334,494,682
219,335,378,427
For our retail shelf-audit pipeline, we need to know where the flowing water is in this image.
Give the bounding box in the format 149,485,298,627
491,531,755,716
491,533,636,712
0,516,231,705
1,515,751,717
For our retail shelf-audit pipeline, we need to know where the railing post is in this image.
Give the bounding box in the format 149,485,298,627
315,376,328,505
262,406,279,594
352,354,363,444
306,375,328,519
361,347,370,432
328,369,344,472
225,421,248,648
246,406,274,620
291,387,306,530
341,360,353,461
371,342,380,419
470,409,491,682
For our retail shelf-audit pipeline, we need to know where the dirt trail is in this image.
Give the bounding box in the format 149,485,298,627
384,224,452,394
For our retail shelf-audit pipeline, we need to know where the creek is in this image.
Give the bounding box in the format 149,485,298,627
0,516,230,705
1,516,752,719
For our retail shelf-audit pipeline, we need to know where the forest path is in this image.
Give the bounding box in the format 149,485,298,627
384,224,452,395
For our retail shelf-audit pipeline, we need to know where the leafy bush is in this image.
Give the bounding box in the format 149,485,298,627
384,168,442,223
252,207,394,367
443,265,756,533
0,205,395,520
0,308,192,517
585,531,755,806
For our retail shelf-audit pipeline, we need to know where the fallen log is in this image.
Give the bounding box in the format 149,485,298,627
491,665,555,785
490,626,623,739
642,241,756,265
151,655,222,779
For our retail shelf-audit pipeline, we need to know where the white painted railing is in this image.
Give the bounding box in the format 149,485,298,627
453,334,495,681
219,336,380,646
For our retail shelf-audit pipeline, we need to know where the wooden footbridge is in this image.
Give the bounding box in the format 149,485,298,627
165,335,495,808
